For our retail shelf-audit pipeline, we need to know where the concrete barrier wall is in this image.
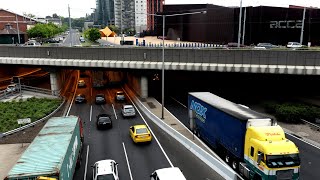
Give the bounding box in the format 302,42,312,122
1,46,320,66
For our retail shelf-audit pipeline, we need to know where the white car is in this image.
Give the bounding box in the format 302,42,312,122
286,42,302,48
150,167,186,180
116,91,125,101
92,159,119,180
121,105,136,117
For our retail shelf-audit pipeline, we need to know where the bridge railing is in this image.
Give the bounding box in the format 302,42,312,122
0,46,319,67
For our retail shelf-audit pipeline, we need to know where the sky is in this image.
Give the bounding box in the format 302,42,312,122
1,0,320,18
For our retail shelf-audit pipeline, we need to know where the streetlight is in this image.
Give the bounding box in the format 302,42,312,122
123,10,206,119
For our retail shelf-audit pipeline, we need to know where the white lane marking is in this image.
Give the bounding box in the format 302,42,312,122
286,133,320,150
84,145,90,180
170,96,187,108
66,72,79,116
90,105,93,122
122,142,134,180
112,104,118,120
123,88,174,167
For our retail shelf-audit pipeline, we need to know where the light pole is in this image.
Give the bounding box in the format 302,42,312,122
124,10,206,119
237,0,243,48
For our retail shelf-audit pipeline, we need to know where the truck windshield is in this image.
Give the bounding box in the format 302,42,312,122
266,153,300,168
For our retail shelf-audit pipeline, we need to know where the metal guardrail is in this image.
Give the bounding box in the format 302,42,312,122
2,97,65,137
124,86,238,180
21,85,53,95
301,119,320,131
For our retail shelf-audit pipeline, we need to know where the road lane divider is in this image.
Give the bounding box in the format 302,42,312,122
112,104,118,119
84,145,90,180
122,142,134,180
90,105,92,122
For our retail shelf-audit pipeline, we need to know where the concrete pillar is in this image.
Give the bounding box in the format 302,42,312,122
50,72,60,96
140,76,148,98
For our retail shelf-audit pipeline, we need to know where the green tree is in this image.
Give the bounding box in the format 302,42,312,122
27,23,63,41
108,25,120,34
84,28,100,42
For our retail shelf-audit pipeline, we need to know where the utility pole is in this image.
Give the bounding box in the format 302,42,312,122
68,4,73,47
15,14,21,44
120,0,123,44
242,7,246,45
300,7,306,45
237,0,243,47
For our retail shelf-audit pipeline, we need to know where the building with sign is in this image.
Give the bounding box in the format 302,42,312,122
156,4,320,46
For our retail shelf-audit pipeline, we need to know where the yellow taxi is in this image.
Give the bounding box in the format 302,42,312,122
129,125,152,143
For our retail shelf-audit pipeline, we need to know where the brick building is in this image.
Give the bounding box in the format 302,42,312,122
147,0,164,31
0,9,39,43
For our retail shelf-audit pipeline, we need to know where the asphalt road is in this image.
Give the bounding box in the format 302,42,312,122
164,93,320,180
62,29,81,47
69,76,222,180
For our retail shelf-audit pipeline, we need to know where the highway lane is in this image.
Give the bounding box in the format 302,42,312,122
71,78,171,180
164,94,320,180
63,29,81,47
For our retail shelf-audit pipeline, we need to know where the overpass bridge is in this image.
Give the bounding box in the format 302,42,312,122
1,46,320,97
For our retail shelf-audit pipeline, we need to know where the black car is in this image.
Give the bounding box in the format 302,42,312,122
45,38,59,43
96,114,112,129
75,94,86,103
256,43,278,49
95,94,106,104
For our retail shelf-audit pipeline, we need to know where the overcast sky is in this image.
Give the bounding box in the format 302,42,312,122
2,0,320,18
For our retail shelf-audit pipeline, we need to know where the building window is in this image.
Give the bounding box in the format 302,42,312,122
250,147,254,157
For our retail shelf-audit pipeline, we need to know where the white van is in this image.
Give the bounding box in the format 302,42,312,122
150,167,186,180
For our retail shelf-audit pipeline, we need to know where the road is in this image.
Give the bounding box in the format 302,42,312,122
70,75,222,180
62,29,81,47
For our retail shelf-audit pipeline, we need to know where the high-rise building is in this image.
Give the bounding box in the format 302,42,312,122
114,0,135,33
96,0,115,27
135,0,147,33
147,0,164,31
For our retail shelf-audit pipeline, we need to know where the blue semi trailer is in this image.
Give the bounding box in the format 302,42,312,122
188,92,300,180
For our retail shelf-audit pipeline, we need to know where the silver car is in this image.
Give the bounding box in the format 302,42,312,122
115,91,125,101
121,105,136,118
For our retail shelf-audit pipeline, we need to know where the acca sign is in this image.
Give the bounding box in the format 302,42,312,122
270,20,302,29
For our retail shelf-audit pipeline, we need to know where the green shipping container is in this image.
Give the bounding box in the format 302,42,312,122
5,116,82,180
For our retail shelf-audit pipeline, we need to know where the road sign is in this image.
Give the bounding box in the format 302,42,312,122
17,118,31,125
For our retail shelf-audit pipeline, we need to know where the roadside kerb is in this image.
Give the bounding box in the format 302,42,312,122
2,97,65,137
124,87,238,180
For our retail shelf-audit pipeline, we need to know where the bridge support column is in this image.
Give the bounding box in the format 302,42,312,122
49,72,61,96
140,76,148,98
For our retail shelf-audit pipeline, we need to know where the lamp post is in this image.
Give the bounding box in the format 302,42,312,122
123,10,206,119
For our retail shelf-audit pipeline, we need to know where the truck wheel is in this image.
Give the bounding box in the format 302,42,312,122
225,154,230,164
231,160,238,171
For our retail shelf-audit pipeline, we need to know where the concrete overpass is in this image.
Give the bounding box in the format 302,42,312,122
1,46,320,97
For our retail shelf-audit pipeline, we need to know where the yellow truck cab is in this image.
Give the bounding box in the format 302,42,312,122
243,125,300,179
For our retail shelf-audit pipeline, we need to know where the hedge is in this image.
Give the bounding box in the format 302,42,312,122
0,97,62,132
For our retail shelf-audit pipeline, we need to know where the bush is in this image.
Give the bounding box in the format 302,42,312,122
0,98,62,132
262,102,320,123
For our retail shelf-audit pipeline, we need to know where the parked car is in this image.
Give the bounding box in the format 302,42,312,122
287,42,303,48
24,40,41,46
78,80,86,87
96,114,112,129
92,159,119,180
121,105,136,118
255,43,278,49
75,94,86,104
95,94,106,104
45,38,59,43
150,167,186,180
227,42,245,48
115,91,125,101
129,124,152,143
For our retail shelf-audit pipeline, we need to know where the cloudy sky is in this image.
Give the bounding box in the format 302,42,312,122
2,0,320,18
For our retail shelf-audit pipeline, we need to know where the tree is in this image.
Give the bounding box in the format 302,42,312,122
84,28,100,42
27,23,64,41
108,25,120,34
52,13,59,18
